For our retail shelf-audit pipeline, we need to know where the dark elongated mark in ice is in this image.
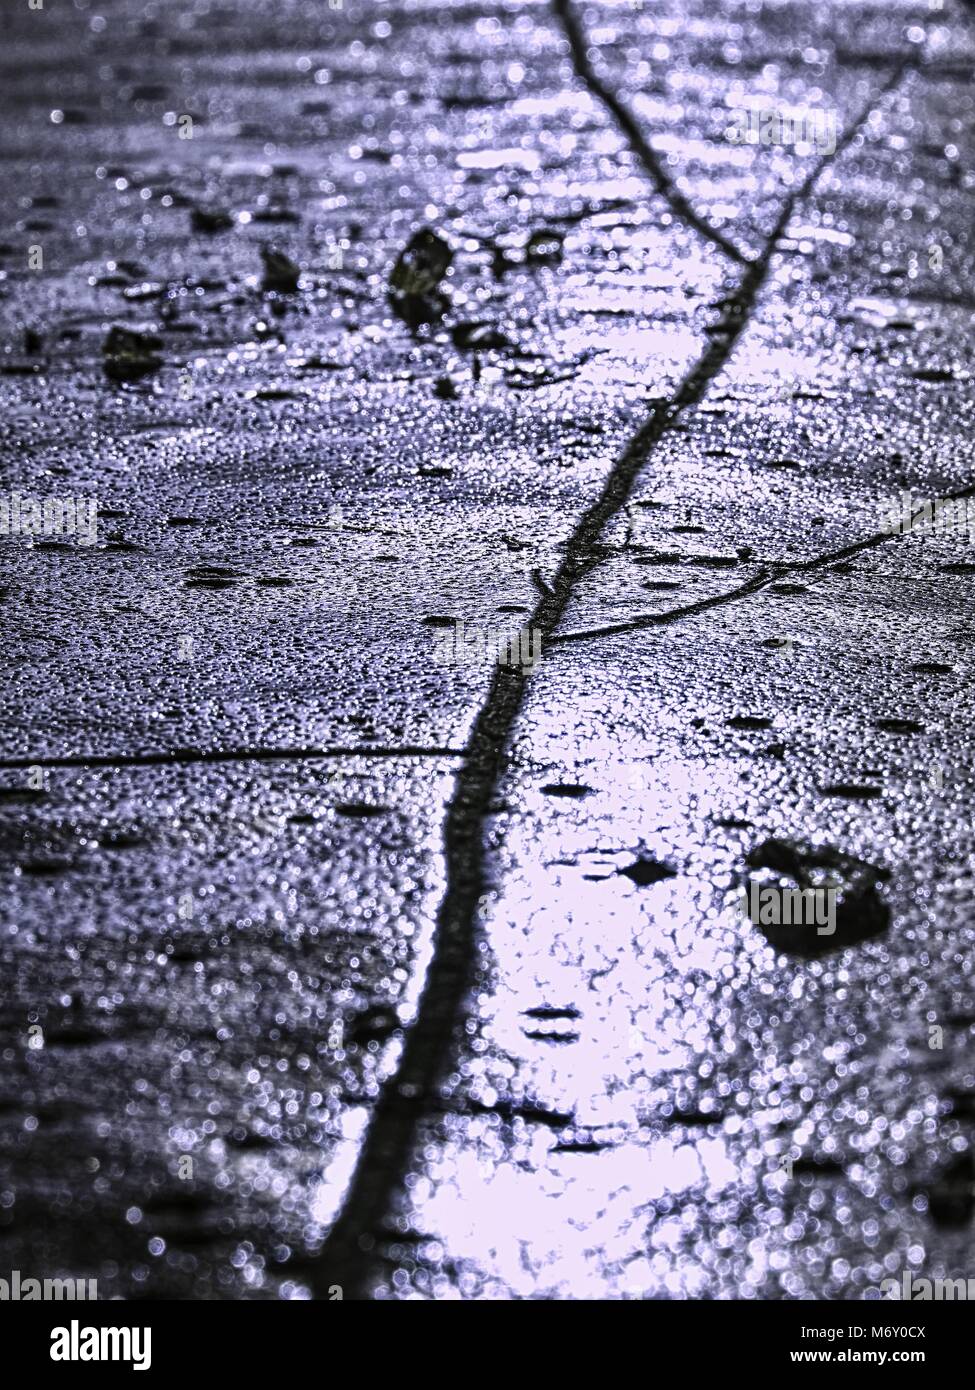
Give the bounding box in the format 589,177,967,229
0,746,465,771
552,0,749,266
553,477,973,646
311,20,909,1298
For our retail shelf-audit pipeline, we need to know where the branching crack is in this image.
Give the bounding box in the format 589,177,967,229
310,8,908,1300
